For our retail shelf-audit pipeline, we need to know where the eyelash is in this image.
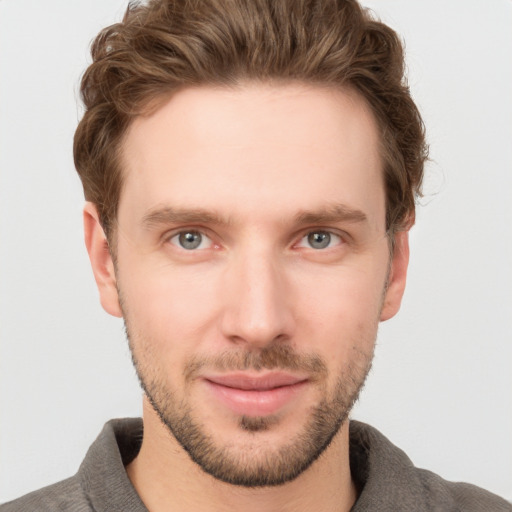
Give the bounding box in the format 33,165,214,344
296,230,344,250
165,228,347,252
167,230,215,251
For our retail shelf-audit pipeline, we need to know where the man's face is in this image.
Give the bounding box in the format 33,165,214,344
86,83,409,486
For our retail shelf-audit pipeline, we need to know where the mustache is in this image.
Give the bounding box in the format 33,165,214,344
184,344,327,382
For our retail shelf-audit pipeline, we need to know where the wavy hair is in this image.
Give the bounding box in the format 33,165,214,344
74,0,427,239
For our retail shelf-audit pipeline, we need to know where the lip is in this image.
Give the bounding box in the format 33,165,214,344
203,372,309,417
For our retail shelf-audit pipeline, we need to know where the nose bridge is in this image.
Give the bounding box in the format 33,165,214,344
221,243,294,347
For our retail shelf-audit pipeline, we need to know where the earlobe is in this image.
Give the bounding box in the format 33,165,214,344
380,230,410,322
83,202,123,318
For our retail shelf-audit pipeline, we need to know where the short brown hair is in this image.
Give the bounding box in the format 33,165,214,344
74,0,427,239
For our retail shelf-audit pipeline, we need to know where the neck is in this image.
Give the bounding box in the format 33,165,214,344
126,398,358,512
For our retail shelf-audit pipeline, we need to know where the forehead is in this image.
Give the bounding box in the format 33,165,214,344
119,82,385,231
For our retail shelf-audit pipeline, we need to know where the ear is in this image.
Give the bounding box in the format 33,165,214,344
380,230,410,322
83,202,123,318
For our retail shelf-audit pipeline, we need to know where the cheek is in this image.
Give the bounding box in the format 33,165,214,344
118,259,223,355
294,266,385,355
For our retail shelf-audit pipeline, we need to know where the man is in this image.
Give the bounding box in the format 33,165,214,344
1,0,510,510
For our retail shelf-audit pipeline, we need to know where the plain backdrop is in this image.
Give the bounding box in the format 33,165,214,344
1,0,511,504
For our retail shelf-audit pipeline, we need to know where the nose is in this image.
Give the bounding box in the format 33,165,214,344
220,248,295,349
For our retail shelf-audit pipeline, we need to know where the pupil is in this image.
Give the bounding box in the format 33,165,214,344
308,231,330,249
179,231,201,249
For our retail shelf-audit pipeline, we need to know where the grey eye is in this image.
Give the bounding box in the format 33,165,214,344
178,231,203,250
169,230,214,251
307,231,332,249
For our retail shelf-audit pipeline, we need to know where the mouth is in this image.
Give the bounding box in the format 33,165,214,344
203,372,309,417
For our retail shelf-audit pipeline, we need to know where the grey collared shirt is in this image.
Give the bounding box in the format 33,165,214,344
2,418,510,511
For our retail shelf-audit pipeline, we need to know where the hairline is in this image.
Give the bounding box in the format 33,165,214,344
107,80,396,223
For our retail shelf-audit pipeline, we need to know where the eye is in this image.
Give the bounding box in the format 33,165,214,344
298,230,342,250
169,230,213,250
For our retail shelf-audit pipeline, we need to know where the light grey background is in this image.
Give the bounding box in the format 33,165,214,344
1,0,511,504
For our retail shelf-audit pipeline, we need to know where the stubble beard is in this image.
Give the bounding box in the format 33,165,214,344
126,327,375,488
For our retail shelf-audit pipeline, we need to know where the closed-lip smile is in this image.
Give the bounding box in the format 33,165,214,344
203,372,309,417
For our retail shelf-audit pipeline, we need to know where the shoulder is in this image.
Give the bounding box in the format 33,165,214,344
349,420,512,511
0,476,91,512
1,418,144,512
415,467,512,511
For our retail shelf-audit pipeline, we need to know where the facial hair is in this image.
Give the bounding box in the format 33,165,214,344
126,329,374,487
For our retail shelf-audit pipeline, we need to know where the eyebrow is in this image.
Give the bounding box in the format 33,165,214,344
294,204,368,225
141,207,231,230
141,203,368,230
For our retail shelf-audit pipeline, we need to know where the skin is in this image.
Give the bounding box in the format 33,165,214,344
84,83,410,512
